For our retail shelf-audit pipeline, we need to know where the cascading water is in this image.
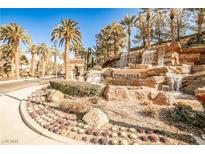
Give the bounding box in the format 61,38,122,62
119,52,128,68
142,50,155,64
157,49,165,66
86,72,104,84
166,73,183,91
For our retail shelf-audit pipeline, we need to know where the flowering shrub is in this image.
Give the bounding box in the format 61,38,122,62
197,95,205,110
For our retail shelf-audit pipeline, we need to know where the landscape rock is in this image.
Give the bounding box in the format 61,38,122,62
104,85,130,102
194,87,205,96
182,71,205,94
152,92,174,105
88,97,99,104
165,42,182,53
128,64,152,69
103,68,113,77
77,76,85,82
168,65,191,74
179,53,200,64
127,49,143,64
199,53,205,64
141,66,168,77
183,47,205,53
192,65,205,73
103,85,175,106
59,99,91,113
47,89,64,103
164,51,179,65
128,86,153,103
82,108,109,128
105,75,165,89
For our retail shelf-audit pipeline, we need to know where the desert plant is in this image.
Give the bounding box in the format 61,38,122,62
169,103,205,128
142,106,157,117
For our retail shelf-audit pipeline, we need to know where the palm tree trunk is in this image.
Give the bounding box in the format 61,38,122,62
128,26,131,51
170,9,176,44
143,37,146,47
176,15,180,41
11,54,14,78
64,35,70,80
54,52,57,79
147,9,151,49
42,56,45,76
157,12,161,44
31,54,35,77
14,40,20,79
197,12,204,44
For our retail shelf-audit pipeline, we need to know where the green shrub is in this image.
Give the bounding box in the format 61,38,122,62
169,103,205,128
49,80,105,97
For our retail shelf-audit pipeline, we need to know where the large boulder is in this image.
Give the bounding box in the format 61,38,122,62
168,65,191,74
199,53,205,64
192,65,205,73
47,89,64,103
164,51,179,65
103,68,113,77
165,42,182,53
59,99,91,113
128,64,152,69
127,49,143,64
141,67,168,77
182,71,205,94
179,53,200,64
194,87,205,96
133,76,165,88
127,86,155,103
82,108,109,128
152,92,174,105
103,85,175,106
104,85,130,102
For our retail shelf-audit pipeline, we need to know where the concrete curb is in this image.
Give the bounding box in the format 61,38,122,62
19,100,85,145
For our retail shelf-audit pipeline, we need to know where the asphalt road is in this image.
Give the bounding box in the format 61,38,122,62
0,79,50,94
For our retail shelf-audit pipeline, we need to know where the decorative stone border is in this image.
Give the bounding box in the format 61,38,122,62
19,100,85,144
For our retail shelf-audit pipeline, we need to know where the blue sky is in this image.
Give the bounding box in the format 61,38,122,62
0,8,141,58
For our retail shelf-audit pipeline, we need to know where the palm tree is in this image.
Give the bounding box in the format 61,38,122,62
27,44,37,77
36,43,49,76
0,23,31,79
135,13,147,47
71,43,83,58
146,9,152,49
50,47,62,78
197,9,205,44
0,44,15,78
19,53,29,69
51,19,82,79
170,8,176,44
188,8,205,43
120,15,136,51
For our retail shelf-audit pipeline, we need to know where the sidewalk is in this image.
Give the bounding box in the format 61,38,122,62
0,76,55,85
0,86,63,144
